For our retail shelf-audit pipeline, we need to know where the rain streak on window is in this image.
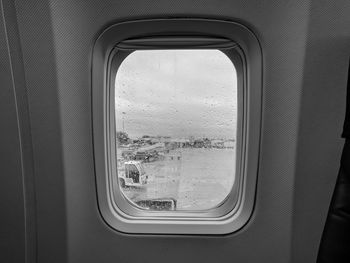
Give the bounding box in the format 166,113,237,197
115,50,237,211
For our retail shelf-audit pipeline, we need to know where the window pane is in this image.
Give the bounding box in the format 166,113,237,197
114,50,237,211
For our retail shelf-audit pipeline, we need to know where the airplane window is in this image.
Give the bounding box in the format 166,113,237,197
114,50,238,211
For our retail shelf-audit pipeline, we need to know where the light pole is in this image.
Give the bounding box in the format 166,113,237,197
122,112,126,132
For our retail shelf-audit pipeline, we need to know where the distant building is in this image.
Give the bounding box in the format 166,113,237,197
172,138,190,148
193,139,205,148
164,138,190,149
211,139,224,148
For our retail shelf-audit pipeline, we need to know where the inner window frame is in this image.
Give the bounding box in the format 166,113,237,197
108,46,244,219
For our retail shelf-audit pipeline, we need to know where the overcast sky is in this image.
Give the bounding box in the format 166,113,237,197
115,50,237,140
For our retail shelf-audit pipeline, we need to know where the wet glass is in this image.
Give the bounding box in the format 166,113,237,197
114,50,237,211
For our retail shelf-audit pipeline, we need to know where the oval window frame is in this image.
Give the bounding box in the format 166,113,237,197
92,18,262,234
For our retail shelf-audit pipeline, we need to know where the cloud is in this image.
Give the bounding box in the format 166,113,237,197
115,50,238,139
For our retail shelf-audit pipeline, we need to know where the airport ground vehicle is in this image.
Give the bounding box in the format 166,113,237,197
118,161,148,187
134,150,159,162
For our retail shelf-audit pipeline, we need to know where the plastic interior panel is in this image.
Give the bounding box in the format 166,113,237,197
2,0,349,262
108,40,242,221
